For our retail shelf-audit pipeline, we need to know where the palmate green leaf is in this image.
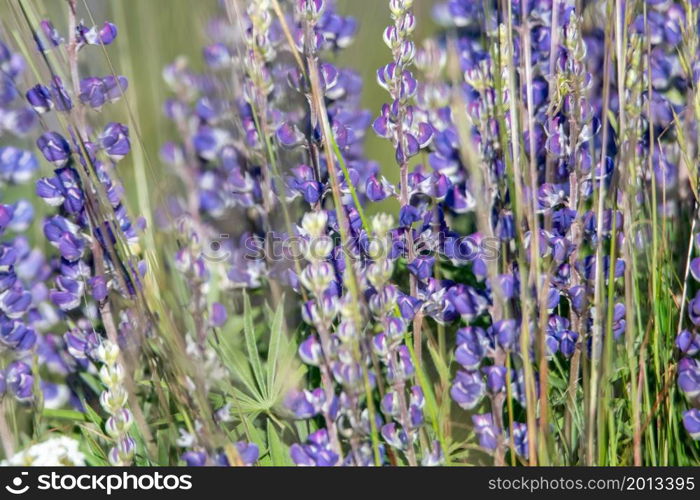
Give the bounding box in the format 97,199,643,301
214,317,263,402
214,295,302,421
243,291,268,400
226,348,264,401
216,363,269,416
266,297,285,393
267,420,293,466
232,392,270,414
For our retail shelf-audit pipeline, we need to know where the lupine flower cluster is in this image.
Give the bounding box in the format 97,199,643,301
0,0,699,467
679,255,700,440
0,33,46,409
4,10,154,466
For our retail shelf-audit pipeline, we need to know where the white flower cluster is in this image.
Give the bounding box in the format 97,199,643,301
1,436,86,466
95,340,136,466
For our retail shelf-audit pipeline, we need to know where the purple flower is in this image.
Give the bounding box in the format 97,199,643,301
26,84,53,113
285,388,325,419
0,285,32,319
36,132,71,166
39,20,63,48
512,422,529,459
64,327,99,360
43,216,85,262
691,258,700,282
455,326,487,370
676,330,700,356
235,441,259,466
210,302,227,327
547,315,578,357
421,440,444,466
611,303,626,340
76,22,118,46
6,361,33,401
181,451,207,466
482,365,507,393
678,358,700,400
288,165,323,204
381,422,409,450
79,76,127,108
450,370,485,409
683,409,700,440
276,122,305,148
97,22,118,45
79,77,107,108
203,43,231,69
689,291,700,326
89,275,108,302
49,76,72,111
365,175,390,202
101,122,131,161
398,205,420,227
41,382,69,409
0,204,13,235
407,256,434,281
298,335,323,365
50,275,85,311
193,126,228,160
290,429,339,466
492,319,518,350
472,413,499,451
0,317,36,351
7,200,33,232
0,147,38,184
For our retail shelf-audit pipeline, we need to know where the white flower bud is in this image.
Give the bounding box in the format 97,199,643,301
108,436,135,466
94,340,120,366
399,40,415,65
301,211,328,239
367,259,395,289
371,213,395,237
105,409,134,438
300,262,334,296
99,363,125,388
303,235,334,261
383,26,399,49
100,387,128,415
389,0,413,17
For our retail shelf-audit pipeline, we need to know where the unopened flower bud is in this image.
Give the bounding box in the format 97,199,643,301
100,387,128,414
301,211,328,239
94,340,120,366
99,363,125,388
105,409,134,438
